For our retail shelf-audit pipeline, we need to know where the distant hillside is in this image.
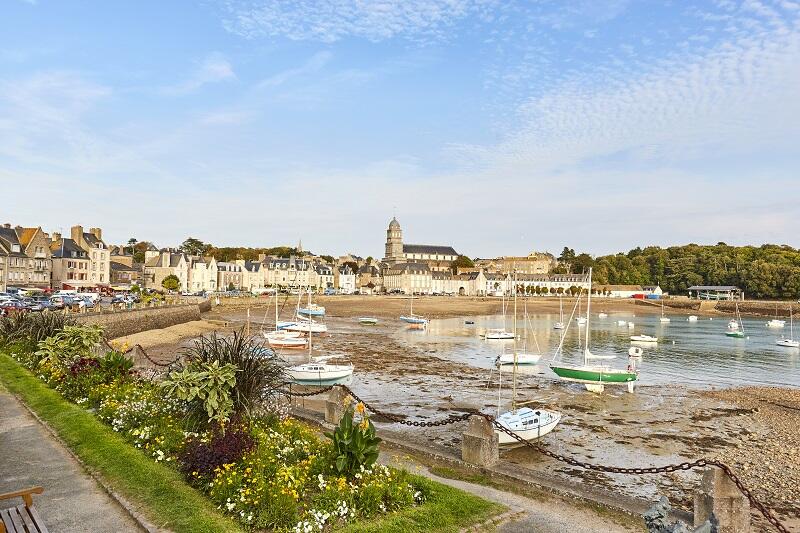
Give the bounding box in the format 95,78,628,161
564,244,800,299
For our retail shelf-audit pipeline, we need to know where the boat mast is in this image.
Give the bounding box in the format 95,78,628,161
584,267,592,365
512,269,518,411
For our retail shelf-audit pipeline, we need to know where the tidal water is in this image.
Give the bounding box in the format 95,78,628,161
396,311,800,389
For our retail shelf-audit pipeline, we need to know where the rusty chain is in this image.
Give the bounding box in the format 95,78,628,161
276,383,790,532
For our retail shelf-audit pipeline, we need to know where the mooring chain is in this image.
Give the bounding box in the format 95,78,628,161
275,383,790,532
486,416,790,533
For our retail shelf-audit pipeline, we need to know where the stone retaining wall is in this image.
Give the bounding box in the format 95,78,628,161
75,304,202,339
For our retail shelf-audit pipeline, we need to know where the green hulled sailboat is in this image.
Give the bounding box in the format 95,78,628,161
550,267,639,393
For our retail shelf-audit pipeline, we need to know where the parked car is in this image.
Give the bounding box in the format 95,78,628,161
49,295,76,309
323,288,336,296
0,300,28,316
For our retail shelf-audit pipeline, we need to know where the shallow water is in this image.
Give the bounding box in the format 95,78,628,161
396,311,800,388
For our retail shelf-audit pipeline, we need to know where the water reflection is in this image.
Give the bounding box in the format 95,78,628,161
396,312,800,388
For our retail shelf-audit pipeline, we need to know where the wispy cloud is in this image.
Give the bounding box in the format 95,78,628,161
222,0,498,43
161,52,236,95
256,50,333,88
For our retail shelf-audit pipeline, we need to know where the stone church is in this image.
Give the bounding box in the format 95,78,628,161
382,217,459,273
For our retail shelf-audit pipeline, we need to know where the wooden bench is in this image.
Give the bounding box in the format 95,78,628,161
0,487,48,533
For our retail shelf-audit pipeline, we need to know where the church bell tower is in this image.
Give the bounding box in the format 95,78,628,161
384,217,403,263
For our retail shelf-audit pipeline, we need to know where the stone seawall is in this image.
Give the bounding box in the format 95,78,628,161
75,304,202,339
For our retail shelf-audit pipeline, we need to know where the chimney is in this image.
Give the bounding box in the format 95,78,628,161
52,232,62,242
2,223,10,228
89,227,102,240
70,225,83,244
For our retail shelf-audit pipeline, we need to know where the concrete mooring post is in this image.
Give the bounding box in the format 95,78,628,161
461,415,499,467
325,386,350,425
694,467,750,533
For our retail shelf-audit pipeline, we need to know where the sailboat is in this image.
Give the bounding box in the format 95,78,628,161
766,304,785,328
400,292,428,326
725,303,745,338
482,288,514,339
550,268,639,393
494,278,561,444
575,295,587,326
497,290,541,365
553,295,565,330
263,294,308,349
776,306,799,348
285,291,328,334
659,300,670,323
286,309,353,384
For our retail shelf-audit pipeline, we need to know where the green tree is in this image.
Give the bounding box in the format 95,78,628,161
180,237,209,256
127,238,137,254
450,255,475,273
365,256,374,265
162,274,180,292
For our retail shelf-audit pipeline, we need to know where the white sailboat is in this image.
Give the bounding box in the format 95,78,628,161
553,295,565,330
497,292,541,365
482,288,514,339
725,303,745,338
766,304,785,328
286,308,353,384
776,306,799,348
494,277,560,444
400,293,428,326
659,300,670,323
262,294,308,349
285,292,328,334
630,334,658,343
575,296,587,326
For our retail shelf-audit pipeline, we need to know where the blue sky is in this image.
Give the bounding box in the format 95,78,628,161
2,0,799,258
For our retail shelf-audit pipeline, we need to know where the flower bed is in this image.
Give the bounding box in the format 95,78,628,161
1,325,456,532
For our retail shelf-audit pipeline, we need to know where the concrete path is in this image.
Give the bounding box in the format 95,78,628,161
381,450,642,532
0,389,142,532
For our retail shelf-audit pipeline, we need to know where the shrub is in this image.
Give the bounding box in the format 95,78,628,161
326,403,381,478
99,350,135,377
183,329,285,416
161,360,238,424
33,324,104,368
0,311,75,349
180,424,254,476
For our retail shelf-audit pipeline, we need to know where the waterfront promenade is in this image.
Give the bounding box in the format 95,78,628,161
0,387,141,532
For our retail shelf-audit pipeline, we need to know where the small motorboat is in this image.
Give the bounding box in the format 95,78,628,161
659,317,671,323
358,317,378,325
483,328,515,340
496,352,541,365
465,320,475,325
494,407,561,445
630,334,658,343
598,312,608,318
766,319,785,328
576,316,587,326
617,320,628,326
627,322,635,329
688,315,699,322
285,321,328,334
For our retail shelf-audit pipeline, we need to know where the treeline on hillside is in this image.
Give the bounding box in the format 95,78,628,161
558,244,800,300
178,238,307,262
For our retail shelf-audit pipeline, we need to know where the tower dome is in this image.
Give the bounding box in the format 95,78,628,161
388,217,400,230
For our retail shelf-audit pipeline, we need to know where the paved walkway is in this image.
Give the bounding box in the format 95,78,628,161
0,389,141,532
381,450,642,533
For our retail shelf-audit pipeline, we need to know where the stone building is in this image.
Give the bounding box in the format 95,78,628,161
475,252,556,275
0,224,29,291
50,234,91,289
67,226,111,287
217,261,245,291
143,251,189,291
382,262,432,294
382,217,459,272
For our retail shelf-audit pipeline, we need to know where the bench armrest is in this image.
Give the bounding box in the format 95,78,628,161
0,487,43,507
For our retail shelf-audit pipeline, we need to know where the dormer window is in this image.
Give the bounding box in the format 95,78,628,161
11,244,20,252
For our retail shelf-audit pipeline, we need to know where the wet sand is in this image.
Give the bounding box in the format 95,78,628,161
143,297,798,527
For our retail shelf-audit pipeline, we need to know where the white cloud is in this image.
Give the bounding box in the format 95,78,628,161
161,53,236,95
256,50,332,88
222,0,498,42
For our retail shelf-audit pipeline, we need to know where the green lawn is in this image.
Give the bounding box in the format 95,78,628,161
341,475,503,533
0,352,242,533
0,351,505,532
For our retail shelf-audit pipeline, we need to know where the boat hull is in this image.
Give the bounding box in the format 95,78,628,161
287,366,353,383
776,339,799,348
298,308,325,317
550,365,637,384
400,315,427,325
497,352,541,365
725,331,745,338
358,318,378,325
495,411,561,445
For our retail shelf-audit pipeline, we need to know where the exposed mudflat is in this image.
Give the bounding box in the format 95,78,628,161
134,296,798,529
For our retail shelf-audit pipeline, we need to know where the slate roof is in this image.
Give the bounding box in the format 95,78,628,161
387,262,430,274
51,238,88,259
0,227,26,257
403,244,458,256
110,261,138,272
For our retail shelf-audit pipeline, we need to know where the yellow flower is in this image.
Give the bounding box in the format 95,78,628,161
359,419,369,430
355,402,365,415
